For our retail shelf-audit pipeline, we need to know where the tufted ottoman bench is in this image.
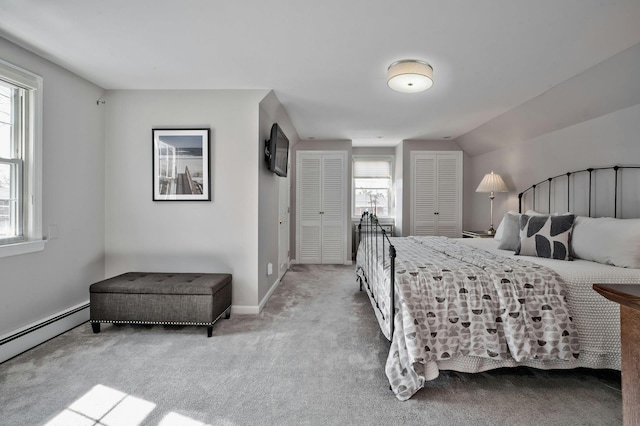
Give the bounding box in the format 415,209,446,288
89,272,232,337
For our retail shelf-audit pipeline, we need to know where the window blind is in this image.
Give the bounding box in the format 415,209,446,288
353,160,391,178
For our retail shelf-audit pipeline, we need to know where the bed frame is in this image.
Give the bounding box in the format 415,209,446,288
356,164,640,342
356,212,397,338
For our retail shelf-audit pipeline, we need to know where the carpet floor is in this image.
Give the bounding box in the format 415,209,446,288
0,264,622,425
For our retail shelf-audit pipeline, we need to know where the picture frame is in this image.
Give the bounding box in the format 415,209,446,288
152,128,211,201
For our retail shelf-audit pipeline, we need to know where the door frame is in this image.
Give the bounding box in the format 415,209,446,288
278,170,290,279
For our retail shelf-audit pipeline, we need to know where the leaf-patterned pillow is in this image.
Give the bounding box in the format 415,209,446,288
516,214,575,260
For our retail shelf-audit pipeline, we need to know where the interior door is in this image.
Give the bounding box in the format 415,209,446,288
435,154,461,237
320,153,345,264
411,153,437,235
297,153,322,263
278,174,290,279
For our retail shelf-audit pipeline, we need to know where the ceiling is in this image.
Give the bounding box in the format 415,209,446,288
2,0,640,148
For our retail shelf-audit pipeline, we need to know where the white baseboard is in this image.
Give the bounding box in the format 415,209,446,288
344,260,353,265
231,305,260,315
230,275,283,315
0,301,90,364
259,276,282,312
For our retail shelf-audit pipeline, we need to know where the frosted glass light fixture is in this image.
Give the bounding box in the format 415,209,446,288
387,60,434,93
475,171,508,234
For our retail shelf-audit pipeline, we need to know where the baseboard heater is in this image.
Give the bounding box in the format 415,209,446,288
0,301,89,363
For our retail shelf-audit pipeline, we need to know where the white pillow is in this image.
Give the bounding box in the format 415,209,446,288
497,212,521,251
494,210,518,241
525,210,558,216
571,216,640,268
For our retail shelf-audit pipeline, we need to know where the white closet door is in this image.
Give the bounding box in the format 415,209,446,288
435,154,461,237
410,151,462,237
297,153,322,263
320,154,345,264
411,153,437,236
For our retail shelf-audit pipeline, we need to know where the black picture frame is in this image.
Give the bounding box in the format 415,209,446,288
152,128,211,201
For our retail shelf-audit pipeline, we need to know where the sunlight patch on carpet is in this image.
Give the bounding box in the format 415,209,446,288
44,384,155,426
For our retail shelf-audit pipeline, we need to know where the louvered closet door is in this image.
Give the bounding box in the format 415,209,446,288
320,154,345,264
411,154,437,236
297,154,322,263
435,154,461,237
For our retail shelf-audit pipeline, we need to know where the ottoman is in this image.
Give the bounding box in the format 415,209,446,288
90,272,232,337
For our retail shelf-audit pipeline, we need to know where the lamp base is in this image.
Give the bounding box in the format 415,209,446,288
487,226,495,235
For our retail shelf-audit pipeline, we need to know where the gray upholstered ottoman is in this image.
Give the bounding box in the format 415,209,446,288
90,272,232,337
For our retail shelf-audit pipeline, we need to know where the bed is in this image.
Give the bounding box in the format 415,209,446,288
355,165,640,401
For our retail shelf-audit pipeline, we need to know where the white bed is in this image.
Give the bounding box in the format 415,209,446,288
356,165,640,400
355,220,640,401
456,237,640,368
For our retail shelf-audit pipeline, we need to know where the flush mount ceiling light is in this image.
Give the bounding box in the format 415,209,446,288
387,60,434,93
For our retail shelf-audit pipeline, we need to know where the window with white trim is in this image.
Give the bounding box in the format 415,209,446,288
352,156,393,217
0,59,43,255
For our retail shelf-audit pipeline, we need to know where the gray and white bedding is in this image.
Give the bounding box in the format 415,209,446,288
355,235,640,401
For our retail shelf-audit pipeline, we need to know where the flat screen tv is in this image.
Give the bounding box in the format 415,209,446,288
265,123,289,177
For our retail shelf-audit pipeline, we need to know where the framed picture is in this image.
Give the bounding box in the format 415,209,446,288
152,128,211,201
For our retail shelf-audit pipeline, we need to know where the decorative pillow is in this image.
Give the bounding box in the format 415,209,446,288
494,210,518,242
572,216,640,268
497,212,521,251
516,214,575,260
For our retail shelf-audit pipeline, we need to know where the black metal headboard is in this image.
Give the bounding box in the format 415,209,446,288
518,165,640,218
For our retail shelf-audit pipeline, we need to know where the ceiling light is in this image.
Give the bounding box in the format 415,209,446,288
387,60,434,93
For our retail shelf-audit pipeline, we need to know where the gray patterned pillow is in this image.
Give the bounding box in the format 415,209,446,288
516,214,575,260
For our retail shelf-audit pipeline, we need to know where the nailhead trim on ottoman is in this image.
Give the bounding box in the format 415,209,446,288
89,272,232,337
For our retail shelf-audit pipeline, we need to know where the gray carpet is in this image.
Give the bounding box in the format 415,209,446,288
0,264,622,425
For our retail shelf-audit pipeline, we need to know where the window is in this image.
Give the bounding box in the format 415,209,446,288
353,156,393,217
0,81,24,242
0,59,43,256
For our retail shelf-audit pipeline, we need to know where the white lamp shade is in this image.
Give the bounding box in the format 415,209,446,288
476,171,508,193
387,60,434,93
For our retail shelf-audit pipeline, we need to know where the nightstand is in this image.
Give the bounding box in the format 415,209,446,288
593,284,640,426
462,230,495,238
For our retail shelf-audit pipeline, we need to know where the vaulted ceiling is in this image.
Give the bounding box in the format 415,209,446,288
2,0,640,152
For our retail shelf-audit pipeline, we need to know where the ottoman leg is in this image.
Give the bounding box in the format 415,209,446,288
225,307,231,319
207,325,213,338
91,322,100,334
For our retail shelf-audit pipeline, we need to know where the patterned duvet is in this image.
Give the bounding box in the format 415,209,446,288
357,236,580,401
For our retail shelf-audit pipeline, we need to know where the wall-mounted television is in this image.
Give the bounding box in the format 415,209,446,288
265,123,289,177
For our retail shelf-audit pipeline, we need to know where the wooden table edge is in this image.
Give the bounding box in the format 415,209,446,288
593,284,640,312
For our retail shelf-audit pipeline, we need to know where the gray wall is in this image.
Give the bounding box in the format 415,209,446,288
258,91,299,304
104,89,269,312
0,38,105,336
465,102,640,230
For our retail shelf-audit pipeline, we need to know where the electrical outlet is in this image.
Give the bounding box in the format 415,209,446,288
267,263,273,276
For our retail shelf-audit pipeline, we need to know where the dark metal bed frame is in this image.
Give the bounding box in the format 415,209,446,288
518,165,640,217
356,212,397,339
356,165,640,342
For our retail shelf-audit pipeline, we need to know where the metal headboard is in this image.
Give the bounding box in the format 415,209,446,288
518,165,640,217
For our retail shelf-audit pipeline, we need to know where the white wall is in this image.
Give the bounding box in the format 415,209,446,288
394,143,404,236
465,102,640,230
0,38,105,336
258,91,299,305
104,89,269,312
